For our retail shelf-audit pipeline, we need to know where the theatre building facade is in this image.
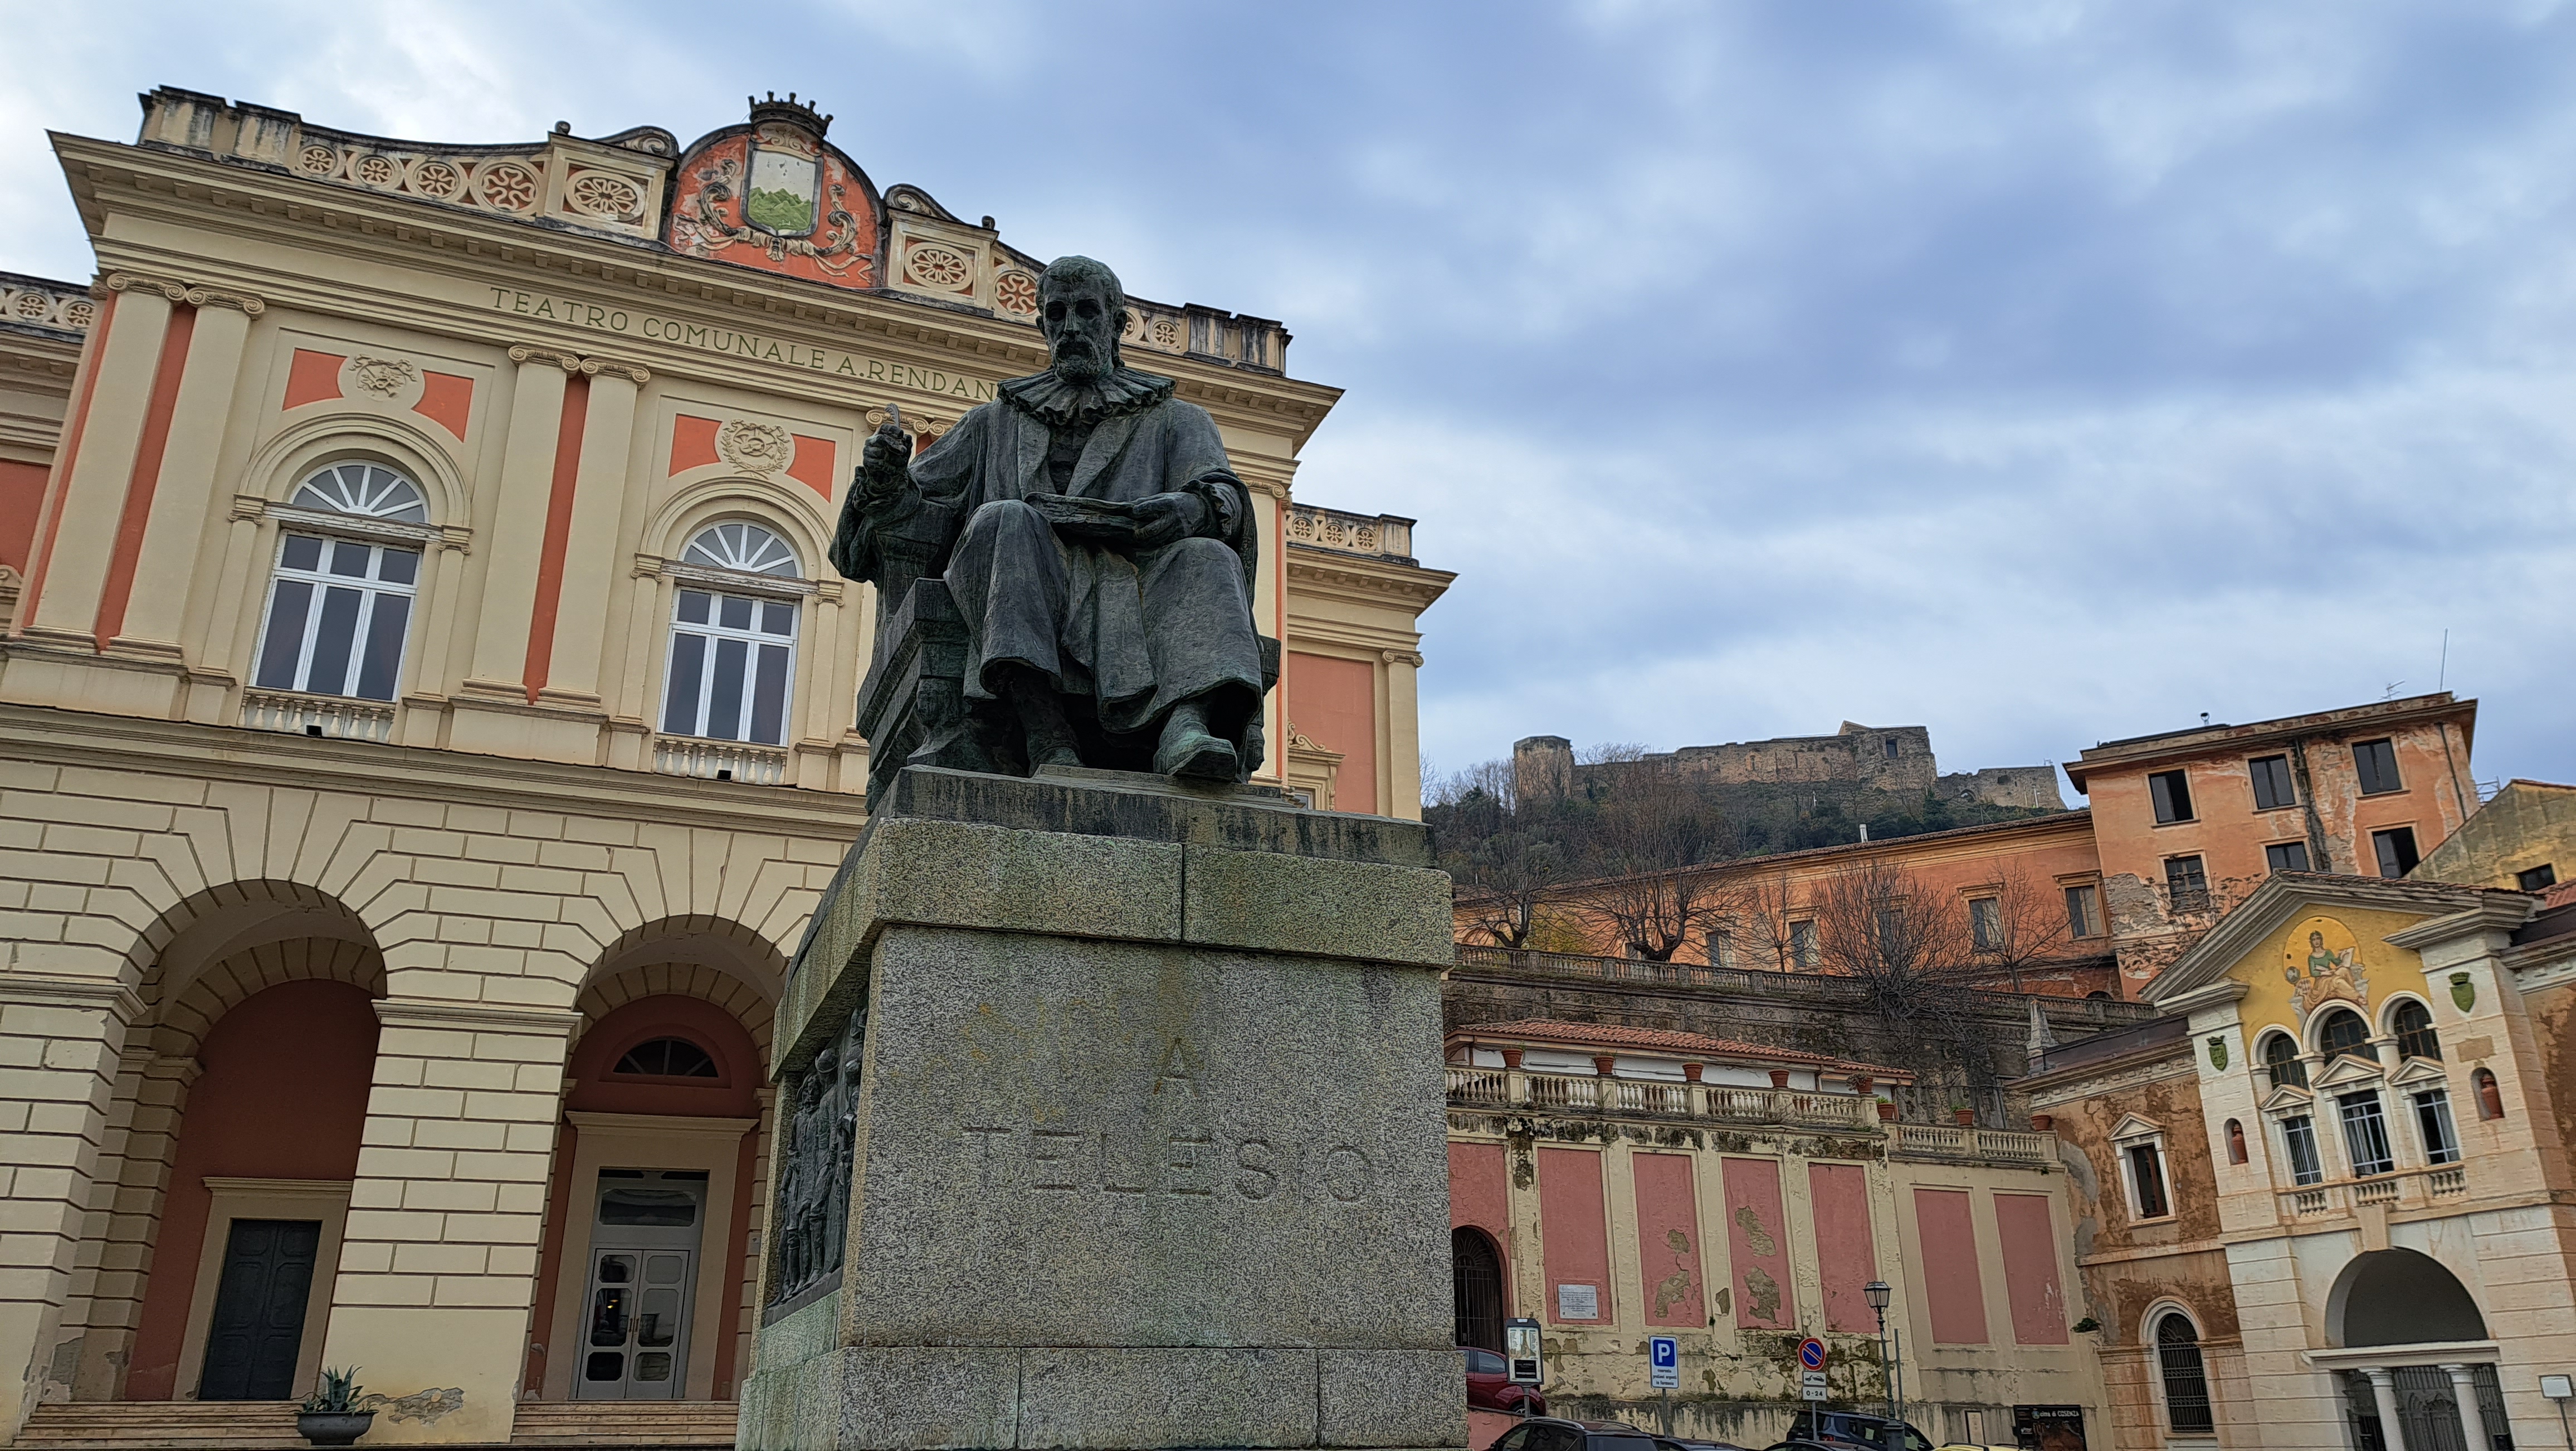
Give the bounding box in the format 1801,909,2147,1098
0,89,1449,1444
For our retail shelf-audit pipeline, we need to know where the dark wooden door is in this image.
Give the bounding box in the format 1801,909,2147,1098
197,1219,320,1400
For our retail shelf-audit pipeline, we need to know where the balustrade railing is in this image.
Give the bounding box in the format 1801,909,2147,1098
652,737,789,785
2273,1163,2465,1221
1450,1069,1879,1133
1285,504,1414,561
240,690,396,743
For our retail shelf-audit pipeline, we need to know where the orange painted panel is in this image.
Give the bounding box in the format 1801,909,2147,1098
670,413,722,475
1286,650,1378,812
1535,1146,1610,1324
0,460,48,572
1809,1161,1877,1332
414,371,474,439
94,304,194,646
282,347,345,410
1722,1156,1792,1328
521,375,588,699
1631,1151,1704,1327
787,434,836,498
1914,1187,1990,1344
126,980,379,1400
1995,1192,2068,1344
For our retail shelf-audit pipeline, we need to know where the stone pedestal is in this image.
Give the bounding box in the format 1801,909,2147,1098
739,766,1465,1450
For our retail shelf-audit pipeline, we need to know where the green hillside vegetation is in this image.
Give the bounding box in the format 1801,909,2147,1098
745,186,811,233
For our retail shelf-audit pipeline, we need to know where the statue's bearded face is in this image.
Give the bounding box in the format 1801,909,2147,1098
1041,279,1119,383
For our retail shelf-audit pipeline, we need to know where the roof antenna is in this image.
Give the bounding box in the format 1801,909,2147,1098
2384,681,2404,701
2438,628,2448,693
2199,712,2209,728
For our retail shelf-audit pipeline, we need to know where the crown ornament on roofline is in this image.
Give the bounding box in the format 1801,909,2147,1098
747,92,832,136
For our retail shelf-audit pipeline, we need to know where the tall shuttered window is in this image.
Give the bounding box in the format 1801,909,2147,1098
661,524,801,747
251,465,429,702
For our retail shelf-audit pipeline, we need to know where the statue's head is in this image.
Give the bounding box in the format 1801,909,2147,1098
1040,255,1126,383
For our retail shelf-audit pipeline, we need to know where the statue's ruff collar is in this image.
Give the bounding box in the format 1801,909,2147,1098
998,365,1176,428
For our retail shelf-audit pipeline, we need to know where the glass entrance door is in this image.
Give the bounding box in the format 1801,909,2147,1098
575,1171,705,1400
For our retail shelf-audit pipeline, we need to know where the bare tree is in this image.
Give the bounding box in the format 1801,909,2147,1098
1962,865,2079,994
1576,759,1736,961
1807,859,2011,1119
1435,759,1567,950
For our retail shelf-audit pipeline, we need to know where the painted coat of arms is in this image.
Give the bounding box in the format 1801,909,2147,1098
744,126,820,238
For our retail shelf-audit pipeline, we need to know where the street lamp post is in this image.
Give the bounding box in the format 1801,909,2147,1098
1865,1280,1899,1434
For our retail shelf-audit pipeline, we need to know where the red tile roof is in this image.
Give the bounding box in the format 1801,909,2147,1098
1446,1018,1910,1081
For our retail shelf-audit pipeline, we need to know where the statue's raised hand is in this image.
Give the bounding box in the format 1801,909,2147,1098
858,421,913,501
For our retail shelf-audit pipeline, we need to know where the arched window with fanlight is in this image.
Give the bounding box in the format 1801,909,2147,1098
251,462,429,700
612,1036,719,1079
662,522,801,747
2318,1008,2378,1063
2391,999,2440,1061
2155,1311,2215,1434
2260,1031,2307,1091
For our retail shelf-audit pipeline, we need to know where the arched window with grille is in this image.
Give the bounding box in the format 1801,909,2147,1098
612,1036,719,1079
251,462,428,700
662,523,801,747
2391,999,2440,1061
2155,1311,2215,1434
2260,1032,2307,1091
2318,1008,2377,1063
1451,1227,1504,1353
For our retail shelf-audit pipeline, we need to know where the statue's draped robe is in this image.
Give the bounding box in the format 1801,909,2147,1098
833,365,1266,766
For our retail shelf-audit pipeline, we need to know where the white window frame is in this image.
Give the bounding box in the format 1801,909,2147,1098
2277,1112,2324,1187
2112,1117,2174,1223
2410,1085,2461,1166
2144,1302,2218,1441
661,585,800,746
2335,1090,2397,1177
250,531,423,701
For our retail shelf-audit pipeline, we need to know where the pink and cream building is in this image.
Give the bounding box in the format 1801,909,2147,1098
0,87,1448,1446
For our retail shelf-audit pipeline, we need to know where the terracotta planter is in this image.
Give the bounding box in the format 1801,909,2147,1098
1682,1063,1703,1083
1953,1108,1976,1126
2029,1114,2055,1132
1876,1101,1897,1122
297,1411,375,1448
1767,1069,1792,1089
1500,1048,1524,1070
1593,1055,1618,1077
1851,1074,1873,1095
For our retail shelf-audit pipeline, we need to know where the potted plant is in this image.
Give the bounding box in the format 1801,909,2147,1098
298,1366,373,1447
1951,1104,1976,1126
1875,1098,1897,1122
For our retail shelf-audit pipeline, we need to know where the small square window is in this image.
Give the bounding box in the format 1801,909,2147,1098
2354,738,2403,795
2249,754,2296,810
2165,855,2210,912
2149,770,2196,824
2265,841,2311,873
2372,827,2421,879
2518,864,2557,893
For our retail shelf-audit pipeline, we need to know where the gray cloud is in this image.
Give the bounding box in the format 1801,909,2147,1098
8,0,2574,791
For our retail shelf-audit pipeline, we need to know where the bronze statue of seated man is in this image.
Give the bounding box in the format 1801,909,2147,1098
831,255,1267,782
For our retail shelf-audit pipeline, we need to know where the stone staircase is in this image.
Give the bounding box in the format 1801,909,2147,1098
508,1401,739,1447
11,1399,738,1449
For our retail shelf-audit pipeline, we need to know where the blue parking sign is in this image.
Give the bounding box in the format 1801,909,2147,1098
1648,1335,1679,1389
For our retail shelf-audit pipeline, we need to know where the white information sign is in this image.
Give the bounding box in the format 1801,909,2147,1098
1801,1369,1828,1401
1557,1284,1599,1321
1648,1335,1679,1389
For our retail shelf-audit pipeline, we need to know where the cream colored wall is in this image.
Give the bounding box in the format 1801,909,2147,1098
0,706,858,1440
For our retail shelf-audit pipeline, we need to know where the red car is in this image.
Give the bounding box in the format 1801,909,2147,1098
1463,1346,1547,1415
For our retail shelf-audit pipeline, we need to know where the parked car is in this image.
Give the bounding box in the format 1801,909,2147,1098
1765,1411,1935,1451
1462,1346,1548,1415
1656,1437,1760,1451
1484,1416,1658,1451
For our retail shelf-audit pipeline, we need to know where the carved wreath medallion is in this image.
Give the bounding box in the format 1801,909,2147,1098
717,419,794,475
345,356,418,400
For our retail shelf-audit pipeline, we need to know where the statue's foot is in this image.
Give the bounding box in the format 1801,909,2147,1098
1029,743,1082,770
1154,727,1239,781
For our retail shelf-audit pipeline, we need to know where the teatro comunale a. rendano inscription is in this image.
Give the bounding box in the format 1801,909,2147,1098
485,287,1004,401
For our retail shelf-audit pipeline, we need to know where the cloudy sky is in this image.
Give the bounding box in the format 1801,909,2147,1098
7,2,2574,792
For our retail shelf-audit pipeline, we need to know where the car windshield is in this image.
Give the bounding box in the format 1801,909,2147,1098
1592,1438,1659,1451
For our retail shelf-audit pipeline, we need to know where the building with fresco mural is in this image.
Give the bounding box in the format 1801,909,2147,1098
0,87,1449,1447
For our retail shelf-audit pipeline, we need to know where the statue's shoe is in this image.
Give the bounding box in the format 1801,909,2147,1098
1154,728,1239,782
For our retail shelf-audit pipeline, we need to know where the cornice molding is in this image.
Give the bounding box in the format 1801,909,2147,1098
100,269,266,315
375,999,580,1036
0,700,870,840
60,137,1340,441
0,972,147,1025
